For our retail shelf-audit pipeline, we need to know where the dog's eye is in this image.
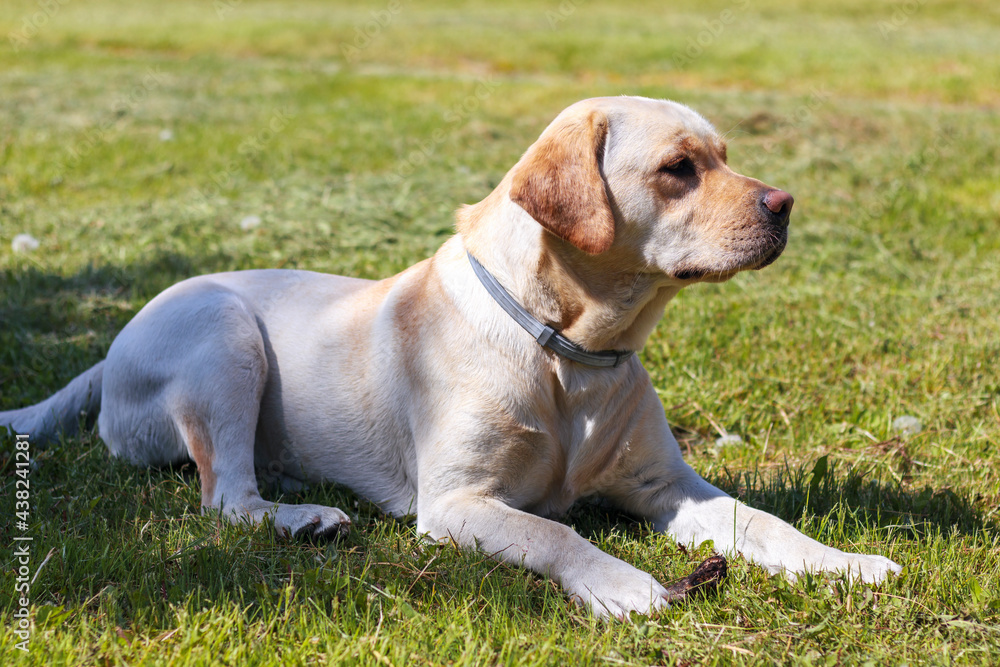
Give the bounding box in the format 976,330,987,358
658,157,695,177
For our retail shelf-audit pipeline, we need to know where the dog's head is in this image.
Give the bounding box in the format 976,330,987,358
508,96,792,284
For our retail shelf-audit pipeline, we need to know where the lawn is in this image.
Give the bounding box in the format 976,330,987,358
1,0,999,664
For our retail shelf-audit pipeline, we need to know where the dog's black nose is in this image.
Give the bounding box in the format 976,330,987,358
761,189,794,223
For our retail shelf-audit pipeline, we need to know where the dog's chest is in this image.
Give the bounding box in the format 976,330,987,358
517,363,647,514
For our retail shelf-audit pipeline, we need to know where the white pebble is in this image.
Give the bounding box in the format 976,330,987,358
12,233,40,253
892,415,922,437
239,215,261,230
159,129,174,141
715,434,744,448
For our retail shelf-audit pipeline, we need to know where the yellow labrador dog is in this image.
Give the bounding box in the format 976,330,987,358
2,96,900,618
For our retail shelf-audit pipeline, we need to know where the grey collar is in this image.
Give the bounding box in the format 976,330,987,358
467,252,634,369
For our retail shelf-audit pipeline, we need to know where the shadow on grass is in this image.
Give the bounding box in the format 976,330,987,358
707,459,995,538
0,250,240,407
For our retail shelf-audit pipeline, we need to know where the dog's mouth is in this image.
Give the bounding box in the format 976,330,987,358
748,235,787,270
671,230,787,283
730,224,788,273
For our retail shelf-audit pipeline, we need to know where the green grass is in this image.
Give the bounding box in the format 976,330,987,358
2,0,1000,664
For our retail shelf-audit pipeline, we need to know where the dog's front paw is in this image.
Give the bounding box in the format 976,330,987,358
839,552,902,583
564,562,671,620
776,550,902,584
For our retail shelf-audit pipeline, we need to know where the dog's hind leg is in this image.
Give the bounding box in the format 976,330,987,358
175,407,351,540
100,282,350,539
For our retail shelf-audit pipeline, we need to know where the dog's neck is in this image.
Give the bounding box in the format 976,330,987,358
457,184,681,353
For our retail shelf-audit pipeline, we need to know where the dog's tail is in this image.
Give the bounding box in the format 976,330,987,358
0,361,105,444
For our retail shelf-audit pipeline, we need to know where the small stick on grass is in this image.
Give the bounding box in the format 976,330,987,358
663,555,728,601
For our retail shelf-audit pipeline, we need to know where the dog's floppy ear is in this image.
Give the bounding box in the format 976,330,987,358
510,110,615,255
